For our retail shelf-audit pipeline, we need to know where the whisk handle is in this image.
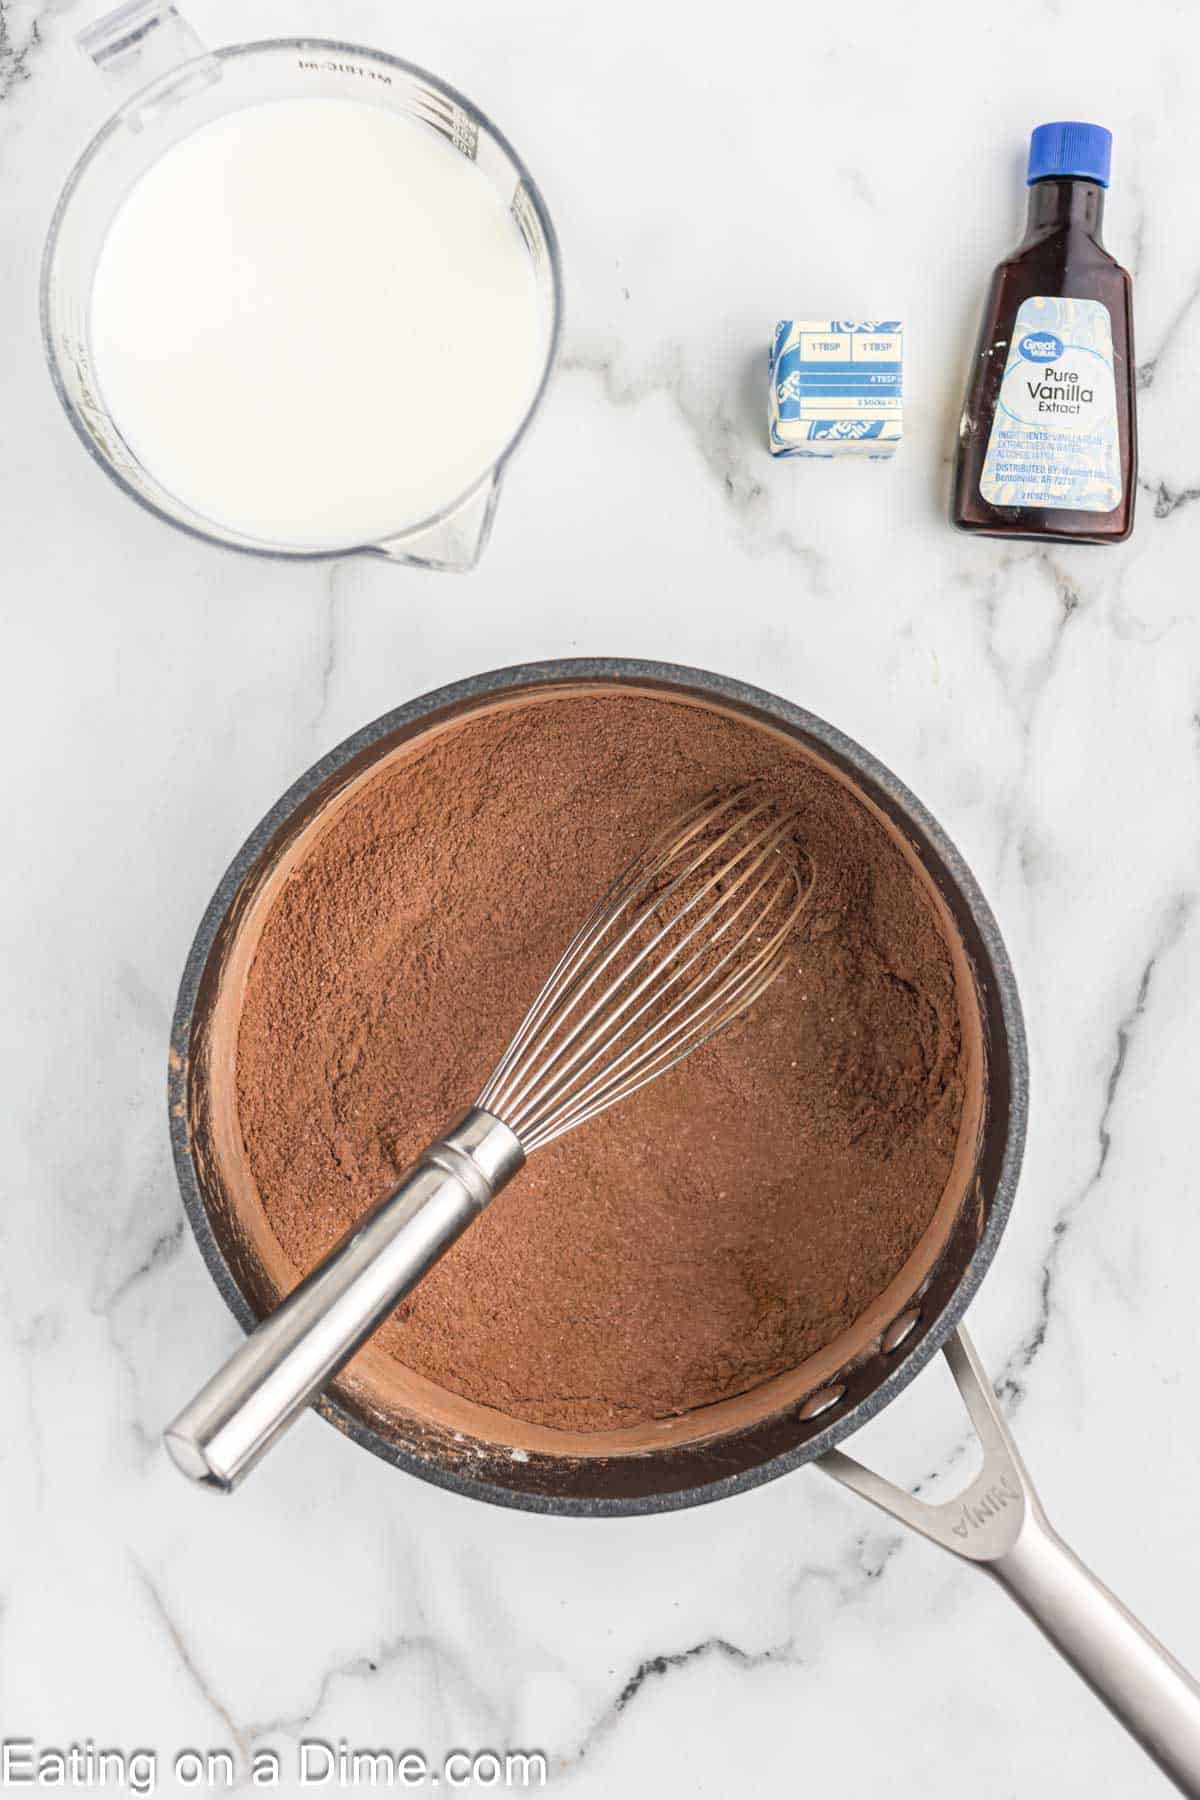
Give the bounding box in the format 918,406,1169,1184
163,1109,524,1491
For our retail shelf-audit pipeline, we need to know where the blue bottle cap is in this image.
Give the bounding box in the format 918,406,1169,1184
1027,121,1112,187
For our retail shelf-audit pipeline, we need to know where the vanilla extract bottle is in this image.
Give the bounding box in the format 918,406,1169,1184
952,121,1136,543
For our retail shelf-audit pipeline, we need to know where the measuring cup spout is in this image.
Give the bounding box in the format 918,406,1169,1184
370,470,502,573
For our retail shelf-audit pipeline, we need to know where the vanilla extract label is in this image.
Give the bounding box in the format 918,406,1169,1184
980,294,1121,512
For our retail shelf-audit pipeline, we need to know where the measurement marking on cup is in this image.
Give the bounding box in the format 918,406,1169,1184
297,58,392,84
952,1472,1022,1538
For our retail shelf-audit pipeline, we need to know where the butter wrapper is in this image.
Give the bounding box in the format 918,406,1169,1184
769,320,903,458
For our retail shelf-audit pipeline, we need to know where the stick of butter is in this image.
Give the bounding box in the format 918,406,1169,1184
769,320,903,458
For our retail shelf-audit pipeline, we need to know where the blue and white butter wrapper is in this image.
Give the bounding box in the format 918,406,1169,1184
769,320,903,458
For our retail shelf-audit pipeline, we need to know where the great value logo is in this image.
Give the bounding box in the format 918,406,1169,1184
1018,331,1064,363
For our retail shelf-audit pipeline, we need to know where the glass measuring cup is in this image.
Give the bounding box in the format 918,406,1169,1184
40,2,563,571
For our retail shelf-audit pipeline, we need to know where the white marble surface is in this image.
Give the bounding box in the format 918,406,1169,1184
3,0,1200,1793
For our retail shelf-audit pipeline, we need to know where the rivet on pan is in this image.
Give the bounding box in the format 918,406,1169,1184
882,1308,921,1354
799,1383,846,1421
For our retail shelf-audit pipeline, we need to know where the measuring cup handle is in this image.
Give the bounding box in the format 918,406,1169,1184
820,1327,1200,1797
78,1,217,117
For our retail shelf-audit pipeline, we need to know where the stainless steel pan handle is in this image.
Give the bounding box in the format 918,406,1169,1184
821,1328,1200,1797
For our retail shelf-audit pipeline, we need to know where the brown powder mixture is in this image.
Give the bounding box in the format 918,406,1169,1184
235,692,970,1433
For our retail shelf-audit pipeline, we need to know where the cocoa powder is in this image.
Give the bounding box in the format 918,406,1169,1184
234,691,973,1433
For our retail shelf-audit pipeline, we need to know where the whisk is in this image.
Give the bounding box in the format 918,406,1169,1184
165,788,811,1490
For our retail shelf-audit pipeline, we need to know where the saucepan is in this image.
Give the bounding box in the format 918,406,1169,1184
168,659,1200,1794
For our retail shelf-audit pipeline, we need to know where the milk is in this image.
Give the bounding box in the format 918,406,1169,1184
88,98,545,547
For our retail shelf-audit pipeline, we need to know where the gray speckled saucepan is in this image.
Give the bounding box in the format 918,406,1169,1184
169,661,1200,1792
168,658,1025,1514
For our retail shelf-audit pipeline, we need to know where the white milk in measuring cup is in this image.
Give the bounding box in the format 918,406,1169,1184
42,16,561,567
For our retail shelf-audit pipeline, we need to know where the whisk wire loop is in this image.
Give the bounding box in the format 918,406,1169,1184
490,803,791,1128
484,796,789,1121
477,787,811,1151
479,790,749,1101
519,891,801,1149
511,862,795,1146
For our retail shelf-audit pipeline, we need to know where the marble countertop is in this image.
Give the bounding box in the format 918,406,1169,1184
4,0,1200,1793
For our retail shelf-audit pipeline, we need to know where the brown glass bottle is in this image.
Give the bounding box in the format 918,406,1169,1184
952,131,1136,544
